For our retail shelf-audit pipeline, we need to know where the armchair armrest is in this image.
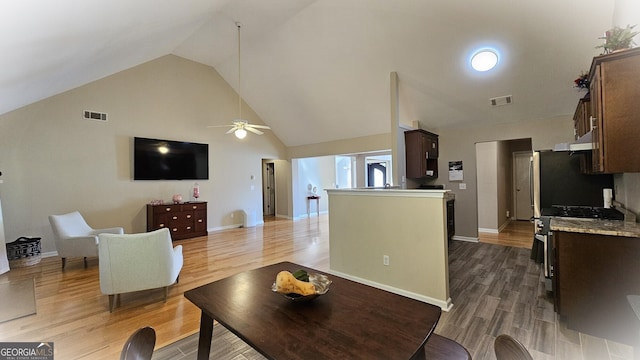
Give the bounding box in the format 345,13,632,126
91,227,124,236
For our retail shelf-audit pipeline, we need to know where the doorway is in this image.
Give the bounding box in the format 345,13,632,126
367,163,387,187
475,138,532,233
263,162,275,216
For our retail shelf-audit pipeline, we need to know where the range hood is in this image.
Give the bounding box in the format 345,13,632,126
553,131,594,152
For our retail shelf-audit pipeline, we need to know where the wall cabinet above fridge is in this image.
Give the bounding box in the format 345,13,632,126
405,129,438,179
587,47,640,173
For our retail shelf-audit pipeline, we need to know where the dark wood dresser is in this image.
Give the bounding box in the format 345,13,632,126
146,202,207,240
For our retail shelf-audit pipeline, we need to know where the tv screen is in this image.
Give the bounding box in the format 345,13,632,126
134,137,209,180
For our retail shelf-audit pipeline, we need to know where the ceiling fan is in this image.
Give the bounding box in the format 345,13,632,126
208,22,270,139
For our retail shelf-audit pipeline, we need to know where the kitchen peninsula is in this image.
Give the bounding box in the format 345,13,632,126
551,217,640,346
326,188,454,310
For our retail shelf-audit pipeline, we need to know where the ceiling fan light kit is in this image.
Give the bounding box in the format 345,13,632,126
208,22,271,139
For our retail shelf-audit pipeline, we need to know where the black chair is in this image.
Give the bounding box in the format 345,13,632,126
494,334,533,360
423,334,471,360
120,326,156,360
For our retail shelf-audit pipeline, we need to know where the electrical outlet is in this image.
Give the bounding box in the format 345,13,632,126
506,210,510,218
383,255,389,266
459,183,466,190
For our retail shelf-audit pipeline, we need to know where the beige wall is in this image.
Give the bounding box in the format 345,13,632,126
0,55,287,253
287,133,391,160
433,115,576,239
328,189,451,309
476,142,498,231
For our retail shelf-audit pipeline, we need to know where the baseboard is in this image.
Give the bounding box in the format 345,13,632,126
498,220,510,232
478,227,498,234
452,235,478,243
294,210,327,221
328,269,453,311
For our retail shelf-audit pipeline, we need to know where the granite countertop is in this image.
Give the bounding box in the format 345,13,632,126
550,217,640,238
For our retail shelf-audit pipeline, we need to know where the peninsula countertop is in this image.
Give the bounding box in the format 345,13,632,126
550,217,640,238
325,188,455,201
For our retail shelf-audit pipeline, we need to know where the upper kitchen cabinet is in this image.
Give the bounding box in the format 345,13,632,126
588,47,640,173
405,129,438,179
573,96,591,140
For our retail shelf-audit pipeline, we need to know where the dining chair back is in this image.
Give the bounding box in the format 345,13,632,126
120,326,155,360
494,334,533,360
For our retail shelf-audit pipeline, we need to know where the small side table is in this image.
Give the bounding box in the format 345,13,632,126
307,196,320,217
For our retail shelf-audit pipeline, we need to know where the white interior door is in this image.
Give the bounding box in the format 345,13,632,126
514,152,533,220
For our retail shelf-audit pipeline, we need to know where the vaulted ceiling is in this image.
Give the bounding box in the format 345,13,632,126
1,0,624,147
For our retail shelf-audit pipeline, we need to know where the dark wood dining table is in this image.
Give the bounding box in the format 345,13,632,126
184,261,442,360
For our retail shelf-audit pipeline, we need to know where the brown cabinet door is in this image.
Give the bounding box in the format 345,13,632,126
404,130,438,179
588,49,640,173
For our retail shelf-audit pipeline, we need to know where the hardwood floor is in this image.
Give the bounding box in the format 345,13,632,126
0,216,634,359
478,220,535,249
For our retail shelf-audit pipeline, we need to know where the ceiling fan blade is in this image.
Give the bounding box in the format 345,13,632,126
225,127,238,134
206,124,234,128
247,124,270,129
245,127,264,135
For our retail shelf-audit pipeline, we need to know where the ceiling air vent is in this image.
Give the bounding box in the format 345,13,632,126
83,110,108,121
489,95,513,107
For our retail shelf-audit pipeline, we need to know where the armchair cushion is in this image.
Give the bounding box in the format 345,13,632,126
98,228,183,296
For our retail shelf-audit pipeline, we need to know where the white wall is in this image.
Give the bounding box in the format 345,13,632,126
476,142,498,232
293,156,336,218
0,55,287,253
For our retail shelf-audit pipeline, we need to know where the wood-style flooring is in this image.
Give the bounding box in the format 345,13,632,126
478,220,535,249
0,217,634,359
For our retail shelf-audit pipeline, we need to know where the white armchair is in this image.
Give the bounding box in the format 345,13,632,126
49,211,124,269
98,228,183,312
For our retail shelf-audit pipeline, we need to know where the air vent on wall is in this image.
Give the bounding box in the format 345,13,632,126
83,110,108,121
489,95,513,107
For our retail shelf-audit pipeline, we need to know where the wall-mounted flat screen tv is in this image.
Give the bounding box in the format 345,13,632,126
134,137,209,180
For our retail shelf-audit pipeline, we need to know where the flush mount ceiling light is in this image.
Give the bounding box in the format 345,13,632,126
471,49,499,72
207,22,271,139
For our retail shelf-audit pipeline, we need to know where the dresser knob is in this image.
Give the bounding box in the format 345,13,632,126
165,207,171,212
186,226,191,230
159,224,165,227
187,215,192,218
198,219,203,223
192,205,198,209
172,228,177,232
172,216,178,220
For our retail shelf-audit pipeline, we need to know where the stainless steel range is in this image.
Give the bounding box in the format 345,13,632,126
530,150,617,291
535,205,624,283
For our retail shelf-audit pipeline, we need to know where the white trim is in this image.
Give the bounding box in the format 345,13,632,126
42,251,58,258
326,188,453,199
498,220,510,232
294,210,328,220
478,227,499,234
452,235,479,243
328,269,453,311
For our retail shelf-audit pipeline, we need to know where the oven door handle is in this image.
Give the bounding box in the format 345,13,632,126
535,233,548,278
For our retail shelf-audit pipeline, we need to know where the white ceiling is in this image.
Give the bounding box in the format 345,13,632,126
0,0,623,147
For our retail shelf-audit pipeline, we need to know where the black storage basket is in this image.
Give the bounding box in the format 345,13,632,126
6,237,42,268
